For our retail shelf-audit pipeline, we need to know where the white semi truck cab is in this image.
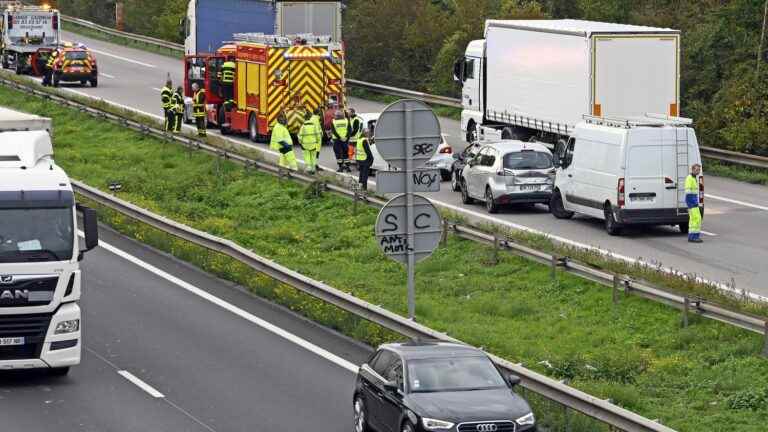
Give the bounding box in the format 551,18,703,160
0,107,98,375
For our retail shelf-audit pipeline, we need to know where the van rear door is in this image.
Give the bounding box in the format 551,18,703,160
625,128,666,210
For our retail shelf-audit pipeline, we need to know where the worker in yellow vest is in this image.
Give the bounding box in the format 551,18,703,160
161,79,174,132
271,114,298,173
171,86,184,133
685,163,703,243
356,129,375,193
219,60,236,109
191,82,207,137
331,111,350,172
348,108,364,160
299,112,322,174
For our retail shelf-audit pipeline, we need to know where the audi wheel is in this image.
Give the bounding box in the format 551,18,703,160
401,421,415,432
451,169,461,192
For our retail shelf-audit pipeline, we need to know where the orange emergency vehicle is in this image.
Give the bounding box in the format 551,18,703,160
183,33,345,141
51,45,98,87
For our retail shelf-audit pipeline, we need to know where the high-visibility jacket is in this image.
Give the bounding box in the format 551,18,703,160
46,52,57,69
299,120,321,150
270,122,293,152
331,118,350,141
310,114,323,134
192,89,206,117
685,174,699,208
161,86,174,110
171,92,184,113
356,137,372,161
220,61,236,84
351,115,364,140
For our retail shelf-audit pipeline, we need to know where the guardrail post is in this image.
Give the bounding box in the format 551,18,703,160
440,220,448,246
550,255,558,282
762,321,768,357
682,297,690,328
492,236,500,265
612,275,620,305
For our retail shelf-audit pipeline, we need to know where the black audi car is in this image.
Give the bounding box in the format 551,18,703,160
450,143,482,192
353,342,536,432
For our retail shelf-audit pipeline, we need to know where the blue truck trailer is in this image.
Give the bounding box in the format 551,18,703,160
183,0,342,55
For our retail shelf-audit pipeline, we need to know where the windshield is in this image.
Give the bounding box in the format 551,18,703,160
407,356,507,393
65,51,88,60
0,208,74,263
503,151,553,170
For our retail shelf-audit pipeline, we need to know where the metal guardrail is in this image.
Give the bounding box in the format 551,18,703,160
60,14,768,169
61,15,184,52
5,69,768,431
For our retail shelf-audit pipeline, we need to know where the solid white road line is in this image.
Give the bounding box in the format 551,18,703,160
151,87,162,92
700,230,718,237
89,233,359,374
89,49,156,68
707,194,768,212
117,370,166,398
100,72,115,79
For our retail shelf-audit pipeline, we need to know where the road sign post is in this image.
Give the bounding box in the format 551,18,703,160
374,100,443,319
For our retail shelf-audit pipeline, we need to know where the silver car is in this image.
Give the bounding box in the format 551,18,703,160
460,141,555,213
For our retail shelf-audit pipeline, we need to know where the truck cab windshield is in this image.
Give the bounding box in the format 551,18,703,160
0,207,74,262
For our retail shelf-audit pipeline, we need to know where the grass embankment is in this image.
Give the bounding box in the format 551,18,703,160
2,84,768,431
704,159,768,186
63,20,182,59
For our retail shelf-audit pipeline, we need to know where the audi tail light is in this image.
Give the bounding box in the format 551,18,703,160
439,145,453,154
618,178,625,208
698,176,704,205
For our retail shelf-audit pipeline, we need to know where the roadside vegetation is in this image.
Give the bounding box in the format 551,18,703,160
704,159,768,186
2,82,768,431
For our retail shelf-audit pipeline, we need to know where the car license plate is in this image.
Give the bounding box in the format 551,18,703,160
0,337,24,346
520,185,540,192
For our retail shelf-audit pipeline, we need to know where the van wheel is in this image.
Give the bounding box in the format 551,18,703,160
485,187,499,214
461,180,474,204
550,190,574,219
604,204,623,236
679,222,689,234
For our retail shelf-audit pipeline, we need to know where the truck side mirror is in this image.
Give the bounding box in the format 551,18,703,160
77,205,99,258
453,58,464,83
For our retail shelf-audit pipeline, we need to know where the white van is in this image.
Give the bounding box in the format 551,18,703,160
550,115,703,235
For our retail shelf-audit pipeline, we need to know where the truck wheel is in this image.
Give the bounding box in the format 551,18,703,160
461,180,474,204
604,204,623,236
49,367,70,377
53,74,60,87
15,62,23,75
466,122,477,143
485,187,499,214
501,127,520,140
90,78,98,87
1,56,8,69
550,190,574,219
249,113,260,142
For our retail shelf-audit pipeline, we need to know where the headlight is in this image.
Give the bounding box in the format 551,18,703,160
55,319,80,334
516,412,535,426
422,417,455,430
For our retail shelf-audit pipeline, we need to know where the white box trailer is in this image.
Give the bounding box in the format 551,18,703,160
1,5,61,74
456,19,681,143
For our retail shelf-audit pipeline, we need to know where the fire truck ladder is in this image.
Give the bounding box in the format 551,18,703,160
675,127,690,216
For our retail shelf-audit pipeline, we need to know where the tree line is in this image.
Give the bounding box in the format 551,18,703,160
52,0,768,155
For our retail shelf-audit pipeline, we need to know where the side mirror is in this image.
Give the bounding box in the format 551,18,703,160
383,380,399,393
507,374,522,388
453,58,464,83
78,204,99,255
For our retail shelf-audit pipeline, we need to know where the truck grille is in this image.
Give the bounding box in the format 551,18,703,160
0,314,52,360
458,421,516,432
0,276,58,307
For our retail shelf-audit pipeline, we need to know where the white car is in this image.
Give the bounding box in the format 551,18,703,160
358,112,453,181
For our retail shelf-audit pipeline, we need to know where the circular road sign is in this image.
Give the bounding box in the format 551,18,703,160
373,99,442,171
375,194,442,264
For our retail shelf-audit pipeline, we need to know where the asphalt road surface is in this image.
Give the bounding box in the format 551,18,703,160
0,226,370,431
15,30,768,296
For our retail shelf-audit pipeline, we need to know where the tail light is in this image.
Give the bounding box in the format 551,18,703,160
698,176,704,205
53,15,59,30
664,176,674,184
439,146,453,154
618,178,625,208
